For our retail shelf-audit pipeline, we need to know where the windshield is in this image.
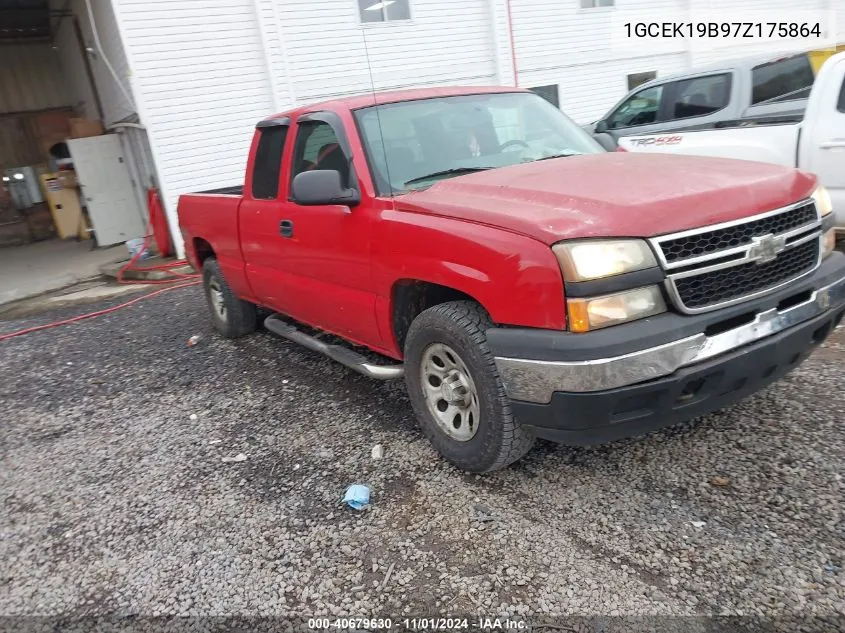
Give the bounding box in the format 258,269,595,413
353,92,604,195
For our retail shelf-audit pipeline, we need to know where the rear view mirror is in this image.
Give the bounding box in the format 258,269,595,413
594,119,609,134
291,170,360,207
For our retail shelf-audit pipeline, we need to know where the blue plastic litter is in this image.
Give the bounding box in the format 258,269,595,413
343,484,370,510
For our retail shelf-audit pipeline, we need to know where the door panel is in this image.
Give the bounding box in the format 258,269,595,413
240,198,290,310
67,135,146,246
275,204,378,345
240,123,291,311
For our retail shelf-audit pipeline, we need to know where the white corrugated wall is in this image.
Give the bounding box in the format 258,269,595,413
510,0,690,123
265,0,498,103
109,0,845,256
110,0,277,256
111,0,500,256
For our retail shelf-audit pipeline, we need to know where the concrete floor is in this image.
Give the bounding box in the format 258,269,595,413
0,239,127,306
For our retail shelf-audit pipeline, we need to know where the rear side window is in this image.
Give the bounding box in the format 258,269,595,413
251,125,288,199
751,55,815,105
667,73,731,120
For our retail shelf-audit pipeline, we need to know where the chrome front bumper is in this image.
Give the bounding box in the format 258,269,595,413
494,272,845,404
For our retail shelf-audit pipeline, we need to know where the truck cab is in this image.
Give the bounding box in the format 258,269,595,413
589,51,818,150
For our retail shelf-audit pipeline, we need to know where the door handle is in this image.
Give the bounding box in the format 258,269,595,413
819,140,845,149
279,219,294,238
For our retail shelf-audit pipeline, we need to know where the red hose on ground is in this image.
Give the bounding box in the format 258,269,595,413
0,281,199,342
1,188,202,341
116,188,201,285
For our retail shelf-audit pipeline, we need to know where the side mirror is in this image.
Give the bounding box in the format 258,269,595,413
594,119,609,134
291,170,360,207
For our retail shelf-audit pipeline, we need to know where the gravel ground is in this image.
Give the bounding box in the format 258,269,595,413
1,285,843,628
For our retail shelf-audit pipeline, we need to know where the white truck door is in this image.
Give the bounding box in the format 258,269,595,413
67,135,147,246
800,52,845,229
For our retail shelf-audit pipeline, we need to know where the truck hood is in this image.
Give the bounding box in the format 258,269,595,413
395,153,816,245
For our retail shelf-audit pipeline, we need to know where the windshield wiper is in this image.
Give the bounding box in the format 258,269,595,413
404,167,492,187
533,152,581,162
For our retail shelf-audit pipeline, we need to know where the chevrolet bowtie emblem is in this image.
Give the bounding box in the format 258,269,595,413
747,233,787,265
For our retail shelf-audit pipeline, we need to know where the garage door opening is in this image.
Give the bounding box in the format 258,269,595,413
0,0,162,306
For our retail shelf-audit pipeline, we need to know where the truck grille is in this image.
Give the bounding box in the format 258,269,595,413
674,239,819,310
660,201,817,264
650,199,822,314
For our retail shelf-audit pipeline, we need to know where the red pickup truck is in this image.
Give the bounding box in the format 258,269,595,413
178,86,845,473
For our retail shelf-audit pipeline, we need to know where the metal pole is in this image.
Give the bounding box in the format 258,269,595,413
72,16,105,121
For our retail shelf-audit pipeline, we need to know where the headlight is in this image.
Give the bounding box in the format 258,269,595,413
553,239,658,281
812,185,833,217
567,286,667,333
814,186,837,258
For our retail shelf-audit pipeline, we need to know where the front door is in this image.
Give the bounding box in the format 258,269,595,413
275,114,380,347
67,135,146,246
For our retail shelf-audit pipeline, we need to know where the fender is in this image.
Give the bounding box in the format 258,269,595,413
372,209,566,357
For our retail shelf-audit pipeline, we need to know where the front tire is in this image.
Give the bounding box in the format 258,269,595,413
404,301,535,472
202,258,257,338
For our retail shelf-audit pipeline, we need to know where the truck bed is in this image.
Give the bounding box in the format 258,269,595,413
196,185,243,196
177,190,244,278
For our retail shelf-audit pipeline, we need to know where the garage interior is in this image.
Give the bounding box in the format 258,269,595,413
0,0,161,305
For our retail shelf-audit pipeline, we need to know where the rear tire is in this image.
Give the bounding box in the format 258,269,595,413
404,301,535,473
202,258,257,338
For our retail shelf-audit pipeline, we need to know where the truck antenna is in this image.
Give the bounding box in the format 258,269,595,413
360,24,396,200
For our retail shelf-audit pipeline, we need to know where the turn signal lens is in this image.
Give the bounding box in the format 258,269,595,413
823,228,836,259
812,185,833,217
567,286,667,333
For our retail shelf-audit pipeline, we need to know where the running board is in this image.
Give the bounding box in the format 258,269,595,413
263,314,404,380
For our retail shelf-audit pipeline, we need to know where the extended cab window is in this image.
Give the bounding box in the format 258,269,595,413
607,84,663,129
751,54,815,105
251,125,288,199
666,73,730,120
291,120,351,187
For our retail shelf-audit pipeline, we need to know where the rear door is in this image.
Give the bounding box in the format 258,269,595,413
239,119,292,309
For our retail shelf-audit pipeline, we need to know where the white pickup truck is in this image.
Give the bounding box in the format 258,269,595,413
619,51,845,233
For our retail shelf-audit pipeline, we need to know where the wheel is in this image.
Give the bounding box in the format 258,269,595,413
403,301,535,472
202,258,257,338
